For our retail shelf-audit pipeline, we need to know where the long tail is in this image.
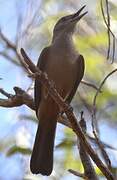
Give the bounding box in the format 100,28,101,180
30,117,57,176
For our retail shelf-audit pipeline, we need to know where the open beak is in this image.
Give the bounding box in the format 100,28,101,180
71,5,88,22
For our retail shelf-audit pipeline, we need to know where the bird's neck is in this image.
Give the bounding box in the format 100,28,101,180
51,33,75,52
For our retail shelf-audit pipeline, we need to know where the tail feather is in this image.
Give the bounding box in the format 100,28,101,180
30,118,57,176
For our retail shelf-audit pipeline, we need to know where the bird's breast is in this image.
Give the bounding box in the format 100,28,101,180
44,49,78,99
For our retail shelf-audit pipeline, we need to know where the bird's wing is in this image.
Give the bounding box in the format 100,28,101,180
66,55,85,104
34,47,50,114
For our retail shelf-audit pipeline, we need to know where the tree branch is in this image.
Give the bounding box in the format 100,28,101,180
81,80,101,92
0,29,31,73
20,48,114,180
78,112,98,180
68,169,86,178
69,112,98,179
0,87,35,110
100,0,116,63
91,68,117,173
92,68,117,123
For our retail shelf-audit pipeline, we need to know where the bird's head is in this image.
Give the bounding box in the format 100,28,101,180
53,5,87,38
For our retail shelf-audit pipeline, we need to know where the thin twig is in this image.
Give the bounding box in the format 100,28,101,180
0,87,35,109
0,88,13,98
106,0,111,60
68,169,85,178
0,51,20,66
100,0,116,63
92,68,117,119
0,29,31,73
92,128,112,170
81,80,101,92
0,29,16,51
92,68,117,171
78,112,98,180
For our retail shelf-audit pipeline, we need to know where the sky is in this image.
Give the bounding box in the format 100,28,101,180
0,1,33,179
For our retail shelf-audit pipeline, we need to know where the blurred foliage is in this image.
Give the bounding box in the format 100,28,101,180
7,146,31,156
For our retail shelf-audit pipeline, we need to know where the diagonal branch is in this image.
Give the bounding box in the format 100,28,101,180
20,48,114,180
0,51,20,66
0,30,31,73
0,29,16,51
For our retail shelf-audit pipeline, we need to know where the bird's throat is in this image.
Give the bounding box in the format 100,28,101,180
52,33,75,54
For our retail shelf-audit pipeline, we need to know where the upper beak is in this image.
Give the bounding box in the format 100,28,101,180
71,5,88,22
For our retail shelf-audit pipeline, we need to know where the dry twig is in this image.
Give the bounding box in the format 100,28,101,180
81,80,101,92
69,112,98,179
91,68,117,171
100,0,116,63
92,68,117,122
0,87,35,110
68,169,86,178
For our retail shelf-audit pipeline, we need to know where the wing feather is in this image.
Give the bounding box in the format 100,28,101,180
66,55,85,103
34,47,50,113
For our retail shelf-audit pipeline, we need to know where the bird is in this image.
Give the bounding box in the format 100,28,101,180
30,5,87,176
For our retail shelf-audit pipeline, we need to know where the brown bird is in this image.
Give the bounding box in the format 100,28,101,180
30,5,87,176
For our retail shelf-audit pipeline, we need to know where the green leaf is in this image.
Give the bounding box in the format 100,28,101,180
7,146,32,156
